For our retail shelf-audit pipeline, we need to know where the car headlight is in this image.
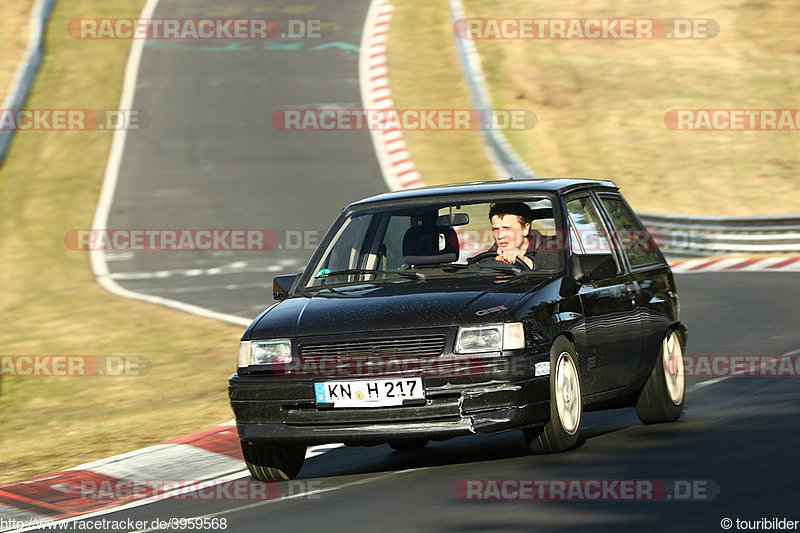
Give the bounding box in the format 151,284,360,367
455,323,525,354
238,339,292,367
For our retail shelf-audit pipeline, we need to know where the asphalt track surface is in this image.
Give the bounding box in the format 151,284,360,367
50,272,798,533
82,0,800,531
104,0,384,320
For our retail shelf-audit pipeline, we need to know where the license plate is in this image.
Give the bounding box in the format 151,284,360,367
314,377,424,408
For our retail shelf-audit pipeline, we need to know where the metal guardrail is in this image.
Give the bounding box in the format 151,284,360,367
449,0,538,180
0,0,56,167
638,213,800,256
449,0,800,257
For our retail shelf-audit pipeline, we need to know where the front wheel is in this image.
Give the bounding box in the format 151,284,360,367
635,329,685,424
241,441,306,481
524,337,582,454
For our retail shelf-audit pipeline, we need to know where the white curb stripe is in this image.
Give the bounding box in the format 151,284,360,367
82,444,243,482
669,257,800,273
360,0,423,191
738,256,790,271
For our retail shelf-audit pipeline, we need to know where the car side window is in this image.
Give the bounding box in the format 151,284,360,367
318,215,372,272
381,215,412,270
598,195,664,268
564,196,614,256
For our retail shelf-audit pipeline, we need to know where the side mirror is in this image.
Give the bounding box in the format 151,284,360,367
273,273,300,301
571,253,617,283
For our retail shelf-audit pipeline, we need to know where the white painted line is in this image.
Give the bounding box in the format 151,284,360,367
687,347,800,391
88,0,250,328
7,444,351,533
0,442,346,532
7,470,249,533
104,252,135,262
14,339,800,530
688,376,730,390
128,469,416,533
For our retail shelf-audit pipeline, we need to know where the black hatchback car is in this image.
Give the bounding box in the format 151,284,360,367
229,179,686,481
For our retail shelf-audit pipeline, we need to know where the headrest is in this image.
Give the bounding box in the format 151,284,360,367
402,226,459,266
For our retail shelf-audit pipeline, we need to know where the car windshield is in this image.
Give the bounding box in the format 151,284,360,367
303,197,564,290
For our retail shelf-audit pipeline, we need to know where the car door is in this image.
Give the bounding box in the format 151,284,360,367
596,193,673,378
564,193,642,392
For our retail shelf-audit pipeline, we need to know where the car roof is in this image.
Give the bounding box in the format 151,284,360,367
348,178,618,208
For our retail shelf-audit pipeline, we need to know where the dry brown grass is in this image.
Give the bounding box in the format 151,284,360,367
387,1,495,184
0,0,242,483
390,0,800,216
0,0,35,104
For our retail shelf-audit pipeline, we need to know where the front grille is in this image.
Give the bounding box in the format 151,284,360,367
299,336,446,357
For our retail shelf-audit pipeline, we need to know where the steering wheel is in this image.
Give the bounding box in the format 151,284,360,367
467,250,532,271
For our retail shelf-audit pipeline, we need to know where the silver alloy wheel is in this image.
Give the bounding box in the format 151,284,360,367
555,351,581,435
663,330,685,405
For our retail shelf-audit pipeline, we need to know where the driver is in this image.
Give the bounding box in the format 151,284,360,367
480,202,537,269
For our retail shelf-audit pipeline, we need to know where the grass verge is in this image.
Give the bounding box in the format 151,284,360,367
0,0,36,104
389,0,800,216
0,0,243,483
387,1,495,184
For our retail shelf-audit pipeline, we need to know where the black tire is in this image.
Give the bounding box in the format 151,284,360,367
524,336,582,454
388,438,429,451
636,329,685,424
241,440,306,481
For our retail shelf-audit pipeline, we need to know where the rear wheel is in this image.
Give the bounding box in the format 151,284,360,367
635,329,685,424
388,438,428,451
241,441,306,481
524,337,582,454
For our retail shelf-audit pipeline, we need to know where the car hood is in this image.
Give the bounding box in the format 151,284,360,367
248,276,553,339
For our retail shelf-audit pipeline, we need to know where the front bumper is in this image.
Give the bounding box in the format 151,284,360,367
229,374,550,445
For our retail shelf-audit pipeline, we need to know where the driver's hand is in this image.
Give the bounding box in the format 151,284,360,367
496,248,533,268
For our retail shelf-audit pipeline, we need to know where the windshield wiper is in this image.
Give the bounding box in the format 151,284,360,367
315,268,425,281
